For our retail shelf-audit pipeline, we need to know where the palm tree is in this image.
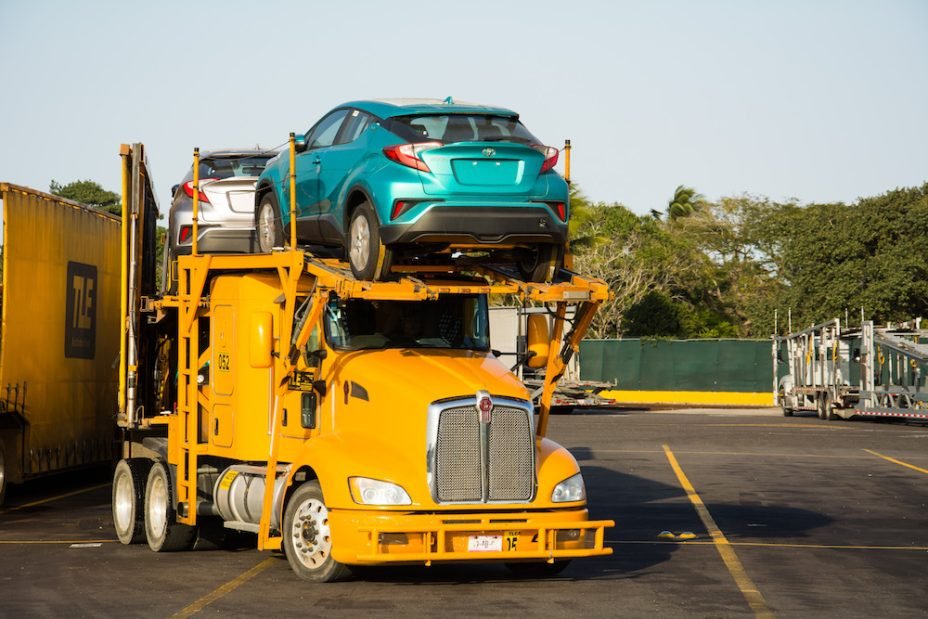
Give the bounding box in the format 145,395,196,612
667,185,706,220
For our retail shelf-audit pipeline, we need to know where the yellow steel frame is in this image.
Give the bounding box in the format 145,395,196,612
159,135,611,543
355,518,612,564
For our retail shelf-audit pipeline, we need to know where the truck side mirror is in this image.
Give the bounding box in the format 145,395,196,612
525,314,550,369
249,312,273,368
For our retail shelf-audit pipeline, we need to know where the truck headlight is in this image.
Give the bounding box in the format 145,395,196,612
551,473,586,503
348,477,412,505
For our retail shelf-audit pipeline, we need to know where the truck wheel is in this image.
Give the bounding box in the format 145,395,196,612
113,458,152,544
824,394,837,421
817,394,829,420
256,193,284,253
347,201,392,281
506,560,571,578
282,480,350,582
144,461,196,552
517,244,561,283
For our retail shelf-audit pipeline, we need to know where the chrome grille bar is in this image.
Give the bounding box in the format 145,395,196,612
427,396,535,504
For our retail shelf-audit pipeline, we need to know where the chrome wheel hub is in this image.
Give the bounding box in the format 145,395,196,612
290,498,332,569
258,204,275,252
114,471,133,531
147,473,167,539
349,216,371,271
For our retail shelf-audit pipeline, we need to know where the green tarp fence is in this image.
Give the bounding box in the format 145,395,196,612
580,339,776,393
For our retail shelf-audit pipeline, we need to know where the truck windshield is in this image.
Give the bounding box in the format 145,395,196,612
323,294,490,351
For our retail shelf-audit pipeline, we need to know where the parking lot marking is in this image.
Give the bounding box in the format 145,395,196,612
610,540,928,552
0,539,116,545
706,423,849,430
1,482,110,512
663,444,773,618
864,449,928,475
592,449,863,459
171,557,276,618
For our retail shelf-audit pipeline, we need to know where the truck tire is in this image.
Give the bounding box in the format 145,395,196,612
506,560,571,578
517,244,562,283
256,193,284,253
282,480,350,582
144,461,196,552
824,394,838,421
113,458,152,544
347,202,392,281
817,394,833,420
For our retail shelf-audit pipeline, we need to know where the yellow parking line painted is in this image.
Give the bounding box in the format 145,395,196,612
663,444,773,618
0,539,116,545
864,449,928,475
608,540,928,552
171,557,277,618
592,449,863,459
1,482,110,512
706,423,849,430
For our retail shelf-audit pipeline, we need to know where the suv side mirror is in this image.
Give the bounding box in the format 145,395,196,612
171,184,179,197
294,134,308,153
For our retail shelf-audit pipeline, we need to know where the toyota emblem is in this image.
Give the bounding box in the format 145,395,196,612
482,147,496,158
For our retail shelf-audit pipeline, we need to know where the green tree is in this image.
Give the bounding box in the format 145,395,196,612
667,185,707,221
50,179,121,215
751,184,928,329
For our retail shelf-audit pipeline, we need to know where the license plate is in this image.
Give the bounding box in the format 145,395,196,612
467,535,502,552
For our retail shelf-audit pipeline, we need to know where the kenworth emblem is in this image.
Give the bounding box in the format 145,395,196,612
477,391,493,424
482,147,496,158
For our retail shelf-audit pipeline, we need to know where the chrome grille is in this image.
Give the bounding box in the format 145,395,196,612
435,407,482,502
431,399,535,503
487,407,534,501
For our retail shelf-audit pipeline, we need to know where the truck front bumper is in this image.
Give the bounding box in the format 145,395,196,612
328,507,614,565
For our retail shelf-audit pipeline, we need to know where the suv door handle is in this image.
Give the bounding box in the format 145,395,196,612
312,156,322,165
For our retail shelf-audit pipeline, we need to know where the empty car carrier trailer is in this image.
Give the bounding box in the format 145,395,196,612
777,318,928,421
114,143,613,581
0,183,121,505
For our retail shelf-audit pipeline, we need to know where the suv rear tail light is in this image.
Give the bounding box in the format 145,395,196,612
182,178,217,203
391,200,412,220
383,142,442,173
537,201,567,222
178,225,193,244
533,145,559,173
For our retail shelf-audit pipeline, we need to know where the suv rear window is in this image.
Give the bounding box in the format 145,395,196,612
386,115,540,145
193,155,272,180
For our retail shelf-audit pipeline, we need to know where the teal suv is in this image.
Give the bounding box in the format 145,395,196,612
255,98,568,281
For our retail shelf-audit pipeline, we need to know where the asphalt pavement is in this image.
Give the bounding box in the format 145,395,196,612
1,409,926,618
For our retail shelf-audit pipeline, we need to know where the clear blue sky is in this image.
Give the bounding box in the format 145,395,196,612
1,0,926,216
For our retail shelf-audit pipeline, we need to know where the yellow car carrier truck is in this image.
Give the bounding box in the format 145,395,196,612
114,142,613,581
0,183,122,505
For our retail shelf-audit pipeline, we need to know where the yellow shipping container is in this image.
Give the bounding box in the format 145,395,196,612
0,183,120,503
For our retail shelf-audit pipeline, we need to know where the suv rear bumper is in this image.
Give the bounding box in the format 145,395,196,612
380,206,567,246
174,227,256,255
